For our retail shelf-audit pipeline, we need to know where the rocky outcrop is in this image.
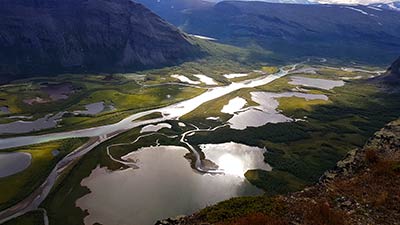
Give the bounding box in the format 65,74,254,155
321,119,400,182
372,57,400,88
0,0,202,82
155,215,187,225
388,57,400,76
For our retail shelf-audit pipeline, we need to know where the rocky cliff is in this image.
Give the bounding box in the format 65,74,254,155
388,57,400,76
0,0,201,82
157,118,400,225
372,57,400,87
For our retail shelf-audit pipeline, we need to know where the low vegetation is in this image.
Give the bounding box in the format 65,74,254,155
3,210,44,225
0,138,88,211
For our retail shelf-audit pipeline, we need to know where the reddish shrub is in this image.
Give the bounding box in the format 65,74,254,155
365,149,379,164
374,191,389,207
373,160,396,177
221,213,288,225
303,201,347,225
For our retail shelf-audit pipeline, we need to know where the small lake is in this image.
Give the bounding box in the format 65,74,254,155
226,92,328,130
73,102,106,116
200,142,272,177
0,112,64,135
223,73,248,79
0,106,10,114
171,75,200,85
193,75,217,85
140,123,172,133
221,97,247,114
76,145,265,225
289,76,345,90
0,152,31,178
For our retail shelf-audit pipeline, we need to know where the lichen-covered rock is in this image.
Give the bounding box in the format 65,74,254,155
321,119,400,183
155,215,188,225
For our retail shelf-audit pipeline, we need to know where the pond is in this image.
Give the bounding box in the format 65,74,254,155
226,92,328,130
221,97,247,114
289,76,345,90
0,112,64,135
193,75,217,85
0,152,31,178
73,102,106,115
0,106,9,114
200,142,272,177
76,144,266,225
140,123,172,133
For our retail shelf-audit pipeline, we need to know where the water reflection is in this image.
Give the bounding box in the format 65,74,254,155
77,145,265,225
289,76,345,90
200,142,272,177
0,152,31,178
226,92,328,130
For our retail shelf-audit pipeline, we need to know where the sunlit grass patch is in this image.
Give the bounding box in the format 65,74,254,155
254,77,297,92
277,96,330,116
261,66,279,74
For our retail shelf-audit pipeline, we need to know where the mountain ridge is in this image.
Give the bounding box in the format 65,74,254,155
161,1,400,64
0,0,202,82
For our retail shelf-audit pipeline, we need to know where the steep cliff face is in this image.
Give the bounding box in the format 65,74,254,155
372,57,400,87
0,0,201,81
388,57,400,76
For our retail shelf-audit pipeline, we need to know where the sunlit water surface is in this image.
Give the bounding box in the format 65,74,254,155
76,144,267,225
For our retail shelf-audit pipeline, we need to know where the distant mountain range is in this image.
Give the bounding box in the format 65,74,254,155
134,0,214,25
204,0,400,6
139,0,400,64
369,1,400,11
206,0,312,3
0,0,201,81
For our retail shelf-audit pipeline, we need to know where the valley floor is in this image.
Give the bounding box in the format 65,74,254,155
0,58,399,225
